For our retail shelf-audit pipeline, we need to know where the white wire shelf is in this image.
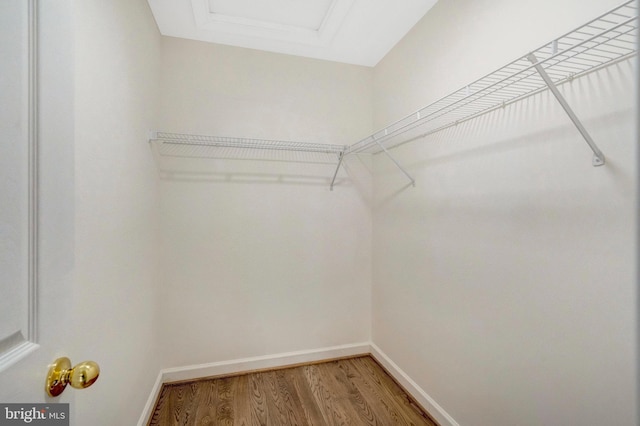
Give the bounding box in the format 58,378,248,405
149,132,348,190
348,0,638,156
151,132,346,155
149,2,637,190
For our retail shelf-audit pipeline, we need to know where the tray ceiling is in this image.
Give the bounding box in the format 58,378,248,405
147,0,438,66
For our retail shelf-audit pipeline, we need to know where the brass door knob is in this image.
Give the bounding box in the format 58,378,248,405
46,357,100,397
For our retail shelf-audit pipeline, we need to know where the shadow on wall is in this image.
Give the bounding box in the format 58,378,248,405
152,145,344,187
371,58,636,207
150,141,375,203
157,170,351,188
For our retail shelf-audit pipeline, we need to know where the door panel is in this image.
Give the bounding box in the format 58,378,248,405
0,0,77,414
0,0,38,372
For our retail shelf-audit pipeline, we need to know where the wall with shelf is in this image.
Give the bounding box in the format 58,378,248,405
156,37,375,368
371,1,637,426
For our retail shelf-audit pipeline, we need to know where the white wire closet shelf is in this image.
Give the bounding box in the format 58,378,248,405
149,132,348,190
347,0,638,170
150,132,346,155
150,1,637,190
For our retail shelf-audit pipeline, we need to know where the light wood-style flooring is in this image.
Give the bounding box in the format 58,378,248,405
149,355,438,426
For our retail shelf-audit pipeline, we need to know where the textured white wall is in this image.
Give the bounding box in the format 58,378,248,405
157,38,374,368
372,1,638,425
72,0,162,424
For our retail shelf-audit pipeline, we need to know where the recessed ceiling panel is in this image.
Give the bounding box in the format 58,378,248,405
208,0,334,31
147,0,440,66
192,0,354,47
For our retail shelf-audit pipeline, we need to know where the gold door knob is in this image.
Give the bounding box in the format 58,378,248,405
46,357,100,397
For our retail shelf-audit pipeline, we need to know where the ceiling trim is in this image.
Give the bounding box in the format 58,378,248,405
191,0,355,46
147,0,440,66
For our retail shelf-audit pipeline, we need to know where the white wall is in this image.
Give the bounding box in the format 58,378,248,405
156,38,374,368
371,1,638,425
3,2,635,425
72,0,162,424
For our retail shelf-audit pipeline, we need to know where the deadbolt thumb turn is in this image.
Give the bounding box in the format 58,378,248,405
46,357,100,397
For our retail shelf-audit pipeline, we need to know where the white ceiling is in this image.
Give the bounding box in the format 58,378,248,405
147,0,439,67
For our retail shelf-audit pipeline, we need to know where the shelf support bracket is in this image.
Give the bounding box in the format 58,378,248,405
373,138,416,187
330,151,345,191
527,52,605,167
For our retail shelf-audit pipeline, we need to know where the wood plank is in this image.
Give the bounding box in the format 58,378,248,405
313,362,360,425
149,356,436,426
302,364,342,425
213,377,234,425
172,384,187,424
262,370,293,425
232,375,251,426
272,369,309,425
147,384,171,426
283,363,327,425
349,357,438,425
365,357,437,424
248,372,269,425
329,359,388,425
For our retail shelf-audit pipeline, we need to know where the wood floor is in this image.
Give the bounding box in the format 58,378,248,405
148,355,438,426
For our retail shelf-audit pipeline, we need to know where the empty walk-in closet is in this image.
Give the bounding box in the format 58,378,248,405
1,0,637,425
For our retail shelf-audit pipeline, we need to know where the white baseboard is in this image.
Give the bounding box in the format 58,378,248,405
137,342,459,426
137,342,370,425
369,343,459,426
161,342,371,383
137,371,164,426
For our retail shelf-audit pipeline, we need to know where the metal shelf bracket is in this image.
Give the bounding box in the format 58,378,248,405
346,1,636,172
150,132,351,191
527,52,606,167
330,151,345,191
373,138,416,187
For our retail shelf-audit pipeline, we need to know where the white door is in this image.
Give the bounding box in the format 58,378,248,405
0,0,79,421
